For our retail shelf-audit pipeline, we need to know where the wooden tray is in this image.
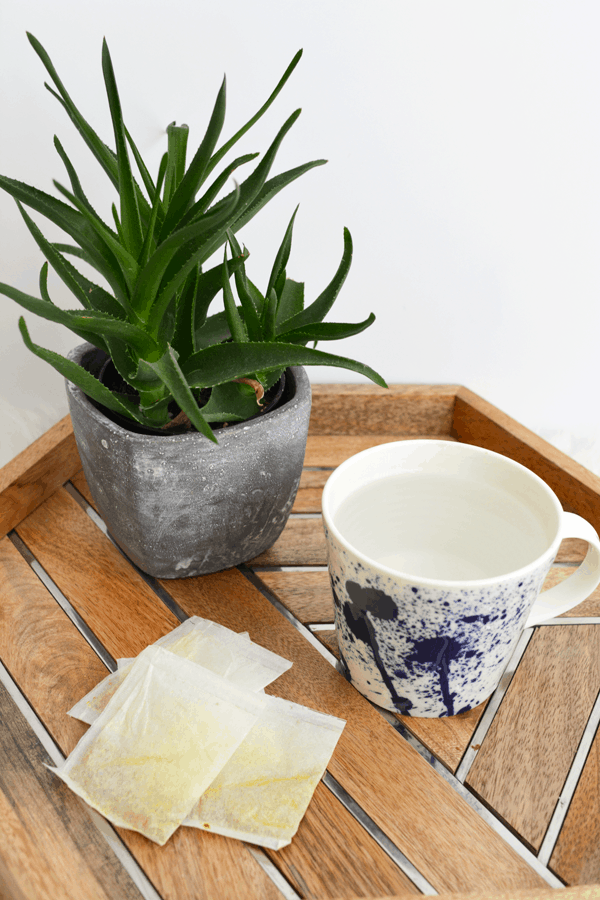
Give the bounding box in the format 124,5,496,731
1,383,600,900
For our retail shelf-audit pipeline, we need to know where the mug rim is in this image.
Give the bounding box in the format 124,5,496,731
322,439,564,588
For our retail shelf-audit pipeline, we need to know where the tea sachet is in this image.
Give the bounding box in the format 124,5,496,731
184,694,346,849
69,617,291,725
51,646,265,845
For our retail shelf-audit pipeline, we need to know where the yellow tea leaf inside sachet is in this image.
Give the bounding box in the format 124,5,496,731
52,646,265,845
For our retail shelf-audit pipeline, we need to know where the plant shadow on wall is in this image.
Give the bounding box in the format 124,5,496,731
0,34,386,578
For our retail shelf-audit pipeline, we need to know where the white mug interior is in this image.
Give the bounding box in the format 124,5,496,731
324,440,562,585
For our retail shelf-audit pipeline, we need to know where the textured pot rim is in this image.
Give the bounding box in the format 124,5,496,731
67,342,311,447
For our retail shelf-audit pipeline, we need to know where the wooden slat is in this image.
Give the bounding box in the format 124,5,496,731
550,725,600,884
292,469,331,513
258,570,334,622
0,528,285,900
337,886,600,900
160,567,547,894
466,625,600,851
0,416,81,539
265,781,419,898
312,626,486,773
0,682,143,900
16,488,179,657
308,384,459,435
453,388,600,534
250,517,327,566
0,537,106,752
304,433,455,467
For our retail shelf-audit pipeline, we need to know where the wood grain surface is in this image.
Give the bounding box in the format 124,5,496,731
0,416,81,539
466,625,600,851
550,724,600,884
292,469,331,513
250,516,327,566
258,569,334,622
16,488,179,657
161,567,547,894
453,388,600,535
304,433,455,466
0,681,143,900
0,537,106,752
335,886,600,900
264,781,419,897
308,384,459,435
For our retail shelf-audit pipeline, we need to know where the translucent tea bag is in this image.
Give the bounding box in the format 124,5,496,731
52,646,265,845
69,617,291,725
184,694,346,849
69,658,136,725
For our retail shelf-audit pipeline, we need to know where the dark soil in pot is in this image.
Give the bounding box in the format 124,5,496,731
79,345,288,436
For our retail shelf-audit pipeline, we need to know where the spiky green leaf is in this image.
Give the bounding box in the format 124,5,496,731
277,227,352,332
145,346,217,441
279,314,376,344
183,340,387,388
18,317,156,427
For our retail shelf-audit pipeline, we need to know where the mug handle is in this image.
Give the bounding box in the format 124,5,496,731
525,512,600,628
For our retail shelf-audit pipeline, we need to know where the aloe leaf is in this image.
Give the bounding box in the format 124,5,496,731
162,122,189,207
174,152,259,233
192,253,248,336
0,281,158,354
145,346,217,441
53,180,140,295
266,205,298,299
172,266,200,361
53,136,93,212
198,381,260,423
276,278,304,326
38,262,110,353
277,227,352,332
150,113,303,307
125,126,157,204
221,250,247,343
18,317,156,426
262,288,279,340
27,34,119,186
52,242,94,265
183,340,387,388
138,153,168,268
146,186,241,333
227,230,263,325
193,309,229,349
101,40,143,257
159,77,226,239
19,201,125,318
0,175,129,301
205,50,303,179
220,159,327,238
28,34,153,228
17,201,93,310
132,183,239,327
279,314,376,344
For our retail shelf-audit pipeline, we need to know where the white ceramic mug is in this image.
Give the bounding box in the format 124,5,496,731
322,440,600,717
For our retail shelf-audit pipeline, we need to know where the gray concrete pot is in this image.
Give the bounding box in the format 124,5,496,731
65,343,311,578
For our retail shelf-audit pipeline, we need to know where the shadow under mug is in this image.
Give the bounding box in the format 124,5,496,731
322,440,600,718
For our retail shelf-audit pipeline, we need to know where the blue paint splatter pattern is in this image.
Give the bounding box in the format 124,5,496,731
325,525,553,717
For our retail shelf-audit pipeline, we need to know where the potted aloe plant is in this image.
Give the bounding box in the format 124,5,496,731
0,34,385,577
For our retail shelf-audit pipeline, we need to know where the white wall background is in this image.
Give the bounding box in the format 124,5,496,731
1,0,599,470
